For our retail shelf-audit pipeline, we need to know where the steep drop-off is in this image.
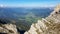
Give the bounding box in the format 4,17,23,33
24,4,60,34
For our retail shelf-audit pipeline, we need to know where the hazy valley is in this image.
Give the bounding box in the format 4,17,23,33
0,7,54,34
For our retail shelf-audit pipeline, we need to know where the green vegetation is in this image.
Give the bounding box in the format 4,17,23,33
17,12,42,30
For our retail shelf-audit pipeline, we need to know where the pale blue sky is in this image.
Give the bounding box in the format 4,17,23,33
0,0,60,7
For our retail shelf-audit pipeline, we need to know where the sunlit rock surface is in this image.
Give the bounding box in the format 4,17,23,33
0,24,18,34
24,4,60,34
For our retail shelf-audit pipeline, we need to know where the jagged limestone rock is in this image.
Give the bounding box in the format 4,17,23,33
0,24,18,34
24,4,60,34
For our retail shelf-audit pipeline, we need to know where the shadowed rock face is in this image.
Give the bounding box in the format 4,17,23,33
0,33,7,34
17,27,25,34
0,19,18,34
24,4,60,34
0,19,7,24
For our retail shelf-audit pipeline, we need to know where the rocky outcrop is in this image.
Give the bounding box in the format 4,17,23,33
24,4,60,34
0,24,18,34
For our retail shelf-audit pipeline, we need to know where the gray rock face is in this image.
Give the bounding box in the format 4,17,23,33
24,4,60,34
0,24,18,34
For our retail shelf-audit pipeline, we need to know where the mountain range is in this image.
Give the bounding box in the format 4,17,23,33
0,7,54,31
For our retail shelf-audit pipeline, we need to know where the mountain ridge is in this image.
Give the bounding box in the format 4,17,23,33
24,4,60,34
